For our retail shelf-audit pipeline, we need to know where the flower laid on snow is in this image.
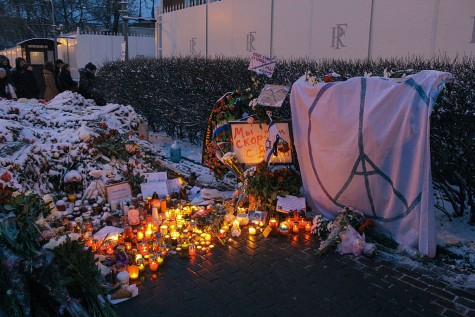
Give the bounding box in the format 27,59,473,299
0,172,12,183
43,233,81,250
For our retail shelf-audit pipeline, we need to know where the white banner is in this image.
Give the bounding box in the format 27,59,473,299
290,71,453,257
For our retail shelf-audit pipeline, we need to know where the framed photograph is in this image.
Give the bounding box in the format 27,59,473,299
106,182,133,203
248,210,268,223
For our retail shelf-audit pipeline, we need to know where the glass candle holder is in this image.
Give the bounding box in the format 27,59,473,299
149,255,159,272
128,265,139,280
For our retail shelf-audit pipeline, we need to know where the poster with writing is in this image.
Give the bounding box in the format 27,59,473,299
230,121,293,165
248,52,276,78
106,182,133,203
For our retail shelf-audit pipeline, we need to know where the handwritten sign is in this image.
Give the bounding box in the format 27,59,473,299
248,52,276,78
230,121,292,165
106,182,133,203
256,84,289,108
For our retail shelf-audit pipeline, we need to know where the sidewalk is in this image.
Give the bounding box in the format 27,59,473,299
115,230,475,317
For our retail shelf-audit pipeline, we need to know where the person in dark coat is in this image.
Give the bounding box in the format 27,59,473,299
57,63,77,93
10,57,25,90
0,55,12,83
0,68,17,99
54,59,63,88
16,63,39,99
78,62,105,105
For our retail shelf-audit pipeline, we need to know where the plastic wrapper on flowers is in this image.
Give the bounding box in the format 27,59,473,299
216,151,244,181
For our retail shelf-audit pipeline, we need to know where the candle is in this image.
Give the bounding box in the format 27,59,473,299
279,222,289,235
292,222,299,234
299,218,306,229
139,242,149,256
160,225,168,235
128,208,140,226
137,230,144,241
189,243,196,256
128,265,139,280
157,255,164,265
161,200,167,213
151,207,159,221
137,258,145,273
269,218,278,228
145,229,153,240
249,227,257,235
149,255,159,272
135,253,142,262
125,242,132,251
205,233,212,242
305,222,312,232
196,245,202,251
123,226,134,241
218,229,226,238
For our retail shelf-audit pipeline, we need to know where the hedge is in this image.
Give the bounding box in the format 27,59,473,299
96,56,474,222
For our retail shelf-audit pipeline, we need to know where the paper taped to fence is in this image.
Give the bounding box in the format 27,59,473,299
290,71,453,257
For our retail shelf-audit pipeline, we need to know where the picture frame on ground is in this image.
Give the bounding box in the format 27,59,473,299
248,210,268,223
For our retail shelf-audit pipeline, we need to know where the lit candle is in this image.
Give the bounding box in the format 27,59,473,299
269,218,278,228
292,222,299,234
137,230,144,241
135,253,142,262
137,258,145,273
305,222,312,232
145,229,153,240
189,243,196,256
218,229,226,238
149,255,159,272
249,227,257,235
299,218,306,229
160,225,168,235
139,242,149,256
157,255,164,265
125,242,132,251
279,222,289,235
128,265,139,279
161,200,167,213
196,245,202,251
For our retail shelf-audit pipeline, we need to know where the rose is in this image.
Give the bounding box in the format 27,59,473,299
0,172,12,182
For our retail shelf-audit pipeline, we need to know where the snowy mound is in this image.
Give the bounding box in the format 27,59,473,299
0,94,159,194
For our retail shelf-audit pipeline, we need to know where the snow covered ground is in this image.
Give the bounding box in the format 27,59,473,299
0,94,473,286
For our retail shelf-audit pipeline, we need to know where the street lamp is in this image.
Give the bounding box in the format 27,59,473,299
44,0,58,61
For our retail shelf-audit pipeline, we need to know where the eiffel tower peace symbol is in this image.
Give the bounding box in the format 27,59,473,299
307,77,431,223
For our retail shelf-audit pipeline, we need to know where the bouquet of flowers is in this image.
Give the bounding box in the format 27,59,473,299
216,151,244,181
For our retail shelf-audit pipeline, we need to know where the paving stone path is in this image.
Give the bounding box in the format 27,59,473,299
115,230,475,317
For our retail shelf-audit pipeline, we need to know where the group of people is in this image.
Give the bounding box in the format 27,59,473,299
0,55,105,105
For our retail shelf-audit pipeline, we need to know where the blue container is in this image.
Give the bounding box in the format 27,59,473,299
170,141,181,163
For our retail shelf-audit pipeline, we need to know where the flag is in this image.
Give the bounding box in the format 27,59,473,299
265,119,281,164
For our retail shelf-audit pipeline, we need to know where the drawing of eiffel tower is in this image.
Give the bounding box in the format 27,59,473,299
307,77,425,222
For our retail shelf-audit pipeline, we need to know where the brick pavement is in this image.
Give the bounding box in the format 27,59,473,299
115,230,475,317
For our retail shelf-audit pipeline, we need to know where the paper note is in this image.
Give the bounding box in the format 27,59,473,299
143,172,167,183
141,182,169,199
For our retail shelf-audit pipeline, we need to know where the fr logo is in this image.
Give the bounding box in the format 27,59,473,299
331,23,347,49
190,37,199,55
247,31,257,52
471,17,475,43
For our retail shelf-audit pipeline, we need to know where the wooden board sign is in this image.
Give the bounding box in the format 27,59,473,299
230,121,293,165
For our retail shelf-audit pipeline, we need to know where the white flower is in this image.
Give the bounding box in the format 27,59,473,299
364,71,372,77
309,76,317,86
383,68,392,78
249,98,258,110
